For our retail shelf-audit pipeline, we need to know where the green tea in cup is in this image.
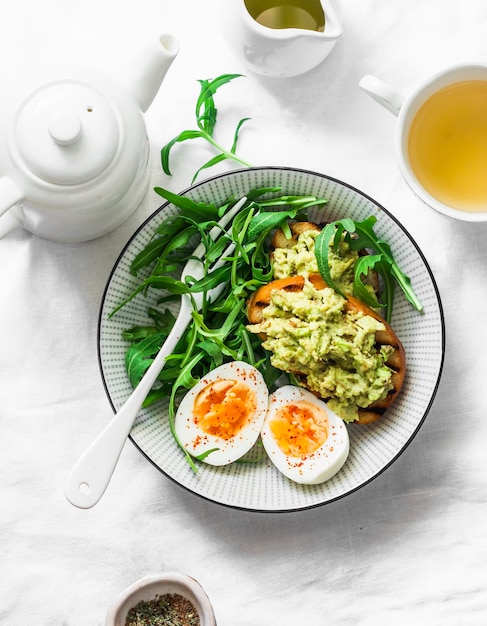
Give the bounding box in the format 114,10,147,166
407,80,487,213
359,66,487,222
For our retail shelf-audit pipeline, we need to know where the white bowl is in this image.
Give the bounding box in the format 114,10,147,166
105,572,216,626
98,166,445,512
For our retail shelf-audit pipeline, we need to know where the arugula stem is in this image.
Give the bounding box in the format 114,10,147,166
200,131,253,168
160,74,253,182
391,264,423,312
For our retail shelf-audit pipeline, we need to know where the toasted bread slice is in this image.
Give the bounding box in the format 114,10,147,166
247,274,406,424
271,221,321,249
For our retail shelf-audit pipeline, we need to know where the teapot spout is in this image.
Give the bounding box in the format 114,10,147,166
122,34,179,113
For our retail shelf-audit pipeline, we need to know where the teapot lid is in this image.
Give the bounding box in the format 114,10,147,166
12,79,119,185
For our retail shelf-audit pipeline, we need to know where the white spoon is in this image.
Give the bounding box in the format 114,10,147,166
64,196,247,508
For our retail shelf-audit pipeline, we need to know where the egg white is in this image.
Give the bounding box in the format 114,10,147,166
261,386,350,485
174,361,269,466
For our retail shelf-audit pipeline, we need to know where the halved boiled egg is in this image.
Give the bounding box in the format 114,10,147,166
174,361,269,466
261,386,350,485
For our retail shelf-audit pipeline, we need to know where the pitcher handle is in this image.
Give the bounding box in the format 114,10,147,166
359,75,405,117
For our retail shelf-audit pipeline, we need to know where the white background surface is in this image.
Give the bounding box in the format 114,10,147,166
1,1,486,624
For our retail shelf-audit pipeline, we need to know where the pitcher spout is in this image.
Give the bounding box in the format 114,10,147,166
321,0,342,39
121,34,179,113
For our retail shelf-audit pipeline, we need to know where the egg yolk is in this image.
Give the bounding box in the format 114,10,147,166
193,378,257,440
269,401,329,457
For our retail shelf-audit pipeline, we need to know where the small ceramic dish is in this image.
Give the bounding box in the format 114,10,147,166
105,572,216,626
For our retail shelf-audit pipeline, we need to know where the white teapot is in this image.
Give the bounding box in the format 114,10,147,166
0,34,178,242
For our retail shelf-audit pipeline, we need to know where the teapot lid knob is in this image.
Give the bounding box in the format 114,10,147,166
48,111,83,146
12,79,119,185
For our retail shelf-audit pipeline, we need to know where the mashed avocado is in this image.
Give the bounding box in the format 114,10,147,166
272,230,358,295
247,279,395,423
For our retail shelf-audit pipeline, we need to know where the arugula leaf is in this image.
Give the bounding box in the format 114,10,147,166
246,208,303,242
314,221,347,298
230,117,251,154
191,153,231,184
353,254,384,309
160,130,204,176
109,276,191,318
121,326,159,342
348,217,423,314
129,236,171,275
122,309,175,342
315,217,423,322
160,74,253,182
125,333,166,387
153,187,215,215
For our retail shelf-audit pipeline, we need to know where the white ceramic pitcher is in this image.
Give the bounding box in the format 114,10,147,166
220,0,342,78
0,34,179,242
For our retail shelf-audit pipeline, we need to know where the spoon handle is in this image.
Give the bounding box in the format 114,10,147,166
64,385,152,508
64,318,185,509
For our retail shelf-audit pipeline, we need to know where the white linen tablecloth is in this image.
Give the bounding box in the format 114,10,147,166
1,1,486,624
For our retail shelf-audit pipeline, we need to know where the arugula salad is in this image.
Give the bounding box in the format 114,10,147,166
111,186,422,466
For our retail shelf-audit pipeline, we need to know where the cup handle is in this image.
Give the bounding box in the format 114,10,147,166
359,75,405,117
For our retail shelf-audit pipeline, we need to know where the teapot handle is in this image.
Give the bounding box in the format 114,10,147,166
0,177,24,239
359,75,405,117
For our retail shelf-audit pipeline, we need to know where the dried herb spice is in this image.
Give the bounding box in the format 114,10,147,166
125,592,200,626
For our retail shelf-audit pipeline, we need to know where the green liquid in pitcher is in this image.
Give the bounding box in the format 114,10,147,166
245,0,325,31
